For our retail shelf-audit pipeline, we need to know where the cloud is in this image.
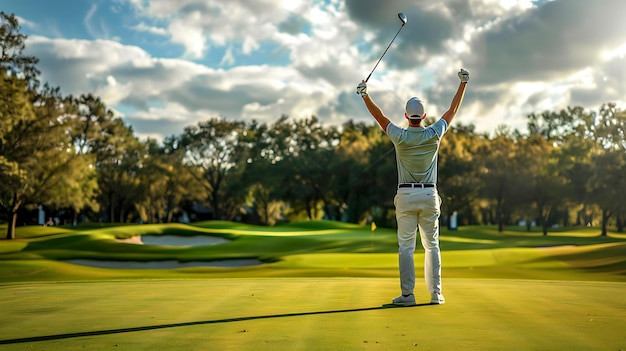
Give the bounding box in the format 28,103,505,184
468,0,626,83
17,0,626,143
83,2,111,39
278,14,309,35
130,22,168,36
127,0,306,59
26,36,152,94
24,34,337,139
15,15,37,30
83,2,98,34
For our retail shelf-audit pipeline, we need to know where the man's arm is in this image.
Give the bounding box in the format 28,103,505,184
357,80,391,132
441,69,469,126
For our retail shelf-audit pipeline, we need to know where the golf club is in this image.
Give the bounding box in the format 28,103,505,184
363,12,408,83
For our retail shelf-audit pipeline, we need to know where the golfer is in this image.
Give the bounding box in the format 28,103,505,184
356,68,469,306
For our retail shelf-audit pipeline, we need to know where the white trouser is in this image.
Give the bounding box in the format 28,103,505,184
393,187,442,296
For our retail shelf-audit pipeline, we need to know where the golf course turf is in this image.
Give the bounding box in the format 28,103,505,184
0,221,624,350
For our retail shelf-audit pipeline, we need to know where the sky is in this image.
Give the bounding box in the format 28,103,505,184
4,0,626,142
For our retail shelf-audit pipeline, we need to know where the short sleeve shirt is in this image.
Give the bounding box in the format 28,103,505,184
385,118,448,184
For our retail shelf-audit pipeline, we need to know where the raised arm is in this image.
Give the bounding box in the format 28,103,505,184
441,69,469,126
357,80,391,132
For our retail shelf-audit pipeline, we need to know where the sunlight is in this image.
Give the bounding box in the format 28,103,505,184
601,42,626,61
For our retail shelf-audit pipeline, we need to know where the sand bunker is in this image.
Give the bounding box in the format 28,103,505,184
117,235,229,246
73,235,262,268
66,259,264,269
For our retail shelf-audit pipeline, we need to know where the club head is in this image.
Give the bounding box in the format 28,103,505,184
398,12,408,25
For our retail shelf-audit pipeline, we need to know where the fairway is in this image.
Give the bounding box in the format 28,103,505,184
0,221,625,350
0,278,624,350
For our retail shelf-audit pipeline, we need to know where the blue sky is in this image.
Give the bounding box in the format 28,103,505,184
4,0,626,141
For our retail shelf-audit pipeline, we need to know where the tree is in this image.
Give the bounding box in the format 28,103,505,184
154,137,204,223
0,69,37,238
179,118,248,220
237,120,286,225
0,12,39,81
438,124,484,228
586,104,626,235
588,149,626,236
476,127,521,231
264,116,340,220
1,14,100,238
527,108,575,145
89,115,145,222
523,134,564,235
335,120,395,225
1,82,98,239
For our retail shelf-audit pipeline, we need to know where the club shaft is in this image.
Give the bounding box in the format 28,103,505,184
365,23,405,82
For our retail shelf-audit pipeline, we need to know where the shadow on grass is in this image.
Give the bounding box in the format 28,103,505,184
0,303,432,345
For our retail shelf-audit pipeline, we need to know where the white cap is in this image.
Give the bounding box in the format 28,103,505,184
405,97,425,119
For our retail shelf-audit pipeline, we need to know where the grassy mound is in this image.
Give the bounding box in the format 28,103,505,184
0,221,624,282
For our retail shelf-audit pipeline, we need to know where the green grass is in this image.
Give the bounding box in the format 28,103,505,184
0,221,625,350
0,279,624,350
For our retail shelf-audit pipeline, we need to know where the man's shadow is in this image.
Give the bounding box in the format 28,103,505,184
0,303,433,345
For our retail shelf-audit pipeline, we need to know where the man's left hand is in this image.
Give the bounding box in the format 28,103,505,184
458,68,470,83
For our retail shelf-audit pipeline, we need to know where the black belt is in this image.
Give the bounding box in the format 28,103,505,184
398,183,435,188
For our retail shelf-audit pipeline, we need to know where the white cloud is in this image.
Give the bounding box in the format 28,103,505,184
83,3,111,39
83,3,98,37
126,0,311,59
17,0,626,142
219,46,235,66
168,16,206,58
15,15,37,30
601,42,626,61
131,22,168,36
95,75,133,105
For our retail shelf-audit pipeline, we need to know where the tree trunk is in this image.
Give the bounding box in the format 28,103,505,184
304,200,311,220
541,208,551,236
601,208,610,236
109,198,116,222
5,210,18,240
496,198,504,232
5,194,21,240
616,214,624,233
262,201,269,225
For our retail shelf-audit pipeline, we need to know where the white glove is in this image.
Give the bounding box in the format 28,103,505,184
356,82,367,96
458,68,470,83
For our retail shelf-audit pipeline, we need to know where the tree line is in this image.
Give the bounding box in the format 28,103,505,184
2,12,625,239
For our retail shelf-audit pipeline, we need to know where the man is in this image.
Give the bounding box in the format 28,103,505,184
356,68,469,306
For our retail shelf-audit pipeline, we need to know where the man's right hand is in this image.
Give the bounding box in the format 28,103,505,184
356,81,368,96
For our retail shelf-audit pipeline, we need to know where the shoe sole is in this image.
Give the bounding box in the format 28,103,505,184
392,301,417,307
